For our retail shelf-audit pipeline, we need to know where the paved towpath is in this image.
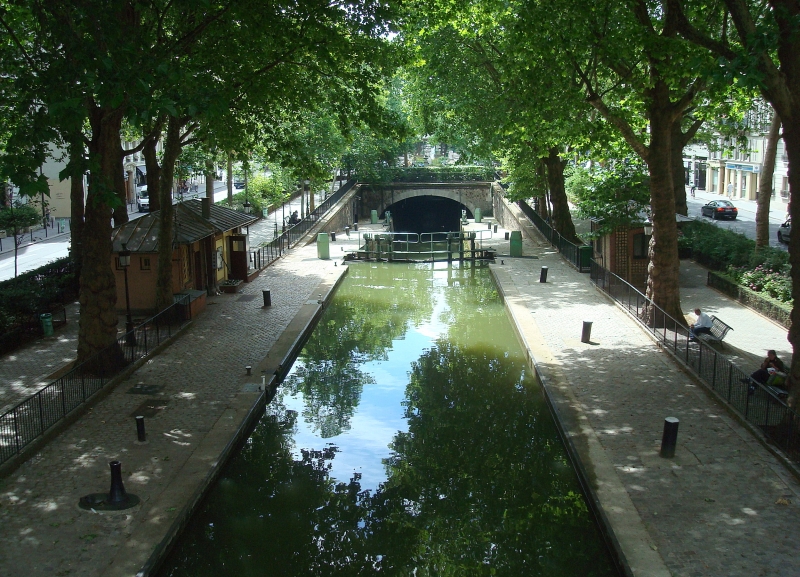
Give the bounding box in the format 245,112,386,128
0,204,798,577
484,209,800,577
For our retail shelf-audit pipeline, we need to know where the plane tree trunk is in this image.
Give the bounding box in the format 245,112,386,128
77,104,126,370
756,111,781,249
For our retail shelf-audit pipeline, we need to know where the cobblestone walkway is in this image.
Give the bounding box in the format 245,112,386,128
0,206,798,577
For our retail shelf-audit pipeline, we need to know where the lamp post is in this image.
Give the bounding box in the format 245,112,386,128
643,221,653,236
305,179,313,214
119,243,136,346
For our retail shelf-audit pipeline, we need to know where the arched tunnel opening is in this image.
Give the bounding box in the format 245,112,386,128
385,195,472,235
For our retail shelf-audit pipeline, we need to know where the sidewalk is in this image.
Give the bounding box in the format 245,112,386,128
0,205,798,577
489,216,800,576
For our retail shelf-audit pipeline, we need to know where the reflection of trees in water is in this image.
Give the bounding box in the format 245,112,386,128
435,263,500,344
366,341,617,576
284,263,436,438
160,265,617,576
160,410,373,577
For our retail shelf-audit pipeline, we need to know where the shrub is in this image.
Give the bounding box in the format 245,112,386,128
682,220,789,270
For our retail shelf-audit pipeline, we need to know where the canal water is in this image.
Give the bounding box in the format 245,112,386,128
159,262,618,576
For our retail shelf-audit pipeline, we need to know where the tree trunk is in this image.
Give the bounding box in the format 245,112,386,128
783,120,800,407
756,111,781,249
671,122,688,216
143,132,162,213
227,152,233,205
68,137,85,277
542,147,580,243
112,146,128,227
77,106,125,370
644,102,684,325
154,117,184,311
205,158,215,199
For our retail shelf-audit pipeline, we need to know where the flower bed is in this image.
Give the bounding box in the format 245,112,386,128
219,279,242,294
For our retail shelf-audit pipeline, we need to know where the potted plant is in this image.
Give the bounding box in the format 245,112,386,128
219,279,243,294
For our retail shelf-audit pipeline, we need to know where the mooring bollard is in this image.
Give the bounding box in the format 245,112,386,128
135,416,146,442
540,266,548,283
581,320,593,343
246,365,252,375
108,461,129,505
262,290,271,307
660,417,680,458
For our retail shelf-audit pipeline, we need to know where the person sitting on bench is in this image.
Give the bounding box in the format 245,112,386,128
749,350,785,385
689,308,713,342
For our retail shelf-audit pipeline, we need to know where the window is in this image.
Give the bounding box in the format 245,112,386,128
140,256,151,271
633,233,650,259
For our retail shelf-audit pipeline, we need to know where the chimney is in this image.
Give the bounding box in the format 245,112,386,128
201,197,210,219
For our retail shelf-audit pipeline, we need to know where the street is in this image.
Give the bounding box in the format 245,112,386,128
0,180,325,281
687,188,789,250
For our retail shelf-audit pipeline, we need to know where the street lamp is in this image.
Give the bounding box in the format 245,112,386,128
243,200,252,214
643,221,653,236
119,243,136,346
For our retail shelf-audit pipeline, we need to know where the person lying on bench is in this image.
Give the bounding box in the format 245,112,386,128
689,308,712,342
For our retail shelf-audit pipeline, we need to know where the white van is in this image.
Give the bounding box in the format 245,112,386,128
137,186,150,212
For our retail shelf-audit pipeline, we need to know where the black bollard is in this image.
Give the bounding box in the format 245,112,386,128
330,231,336,242
354,222,358,231
108,461,129,505
135,416,146,442
504,232,510,240
262,290,271,307
488,222,492,230
540,266,548,283
660,417,680,458
494,225,498,233
581,320,593,343
345,226,350,237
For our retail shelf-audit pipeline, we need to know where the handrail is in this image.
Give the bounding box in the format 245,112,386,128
515,199,592,272
590,260,800,464
0,296,192,466
248,180,357,271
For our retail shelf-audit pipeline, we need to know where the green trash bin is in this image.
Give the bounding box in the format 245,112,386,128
509,231,523,257
317,232,330,260
40,313,54,336
474,207,482,223
371,209,378,224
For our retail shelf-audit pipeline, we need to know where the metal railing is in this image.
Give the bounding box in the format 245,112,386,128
517,201,592,272
0,296,192,466
248,180,356,271
590,261,800,463
352,230,494,262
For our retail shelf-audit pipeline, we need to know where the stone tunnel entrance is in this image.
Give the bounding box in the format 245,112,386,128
387,196,471,234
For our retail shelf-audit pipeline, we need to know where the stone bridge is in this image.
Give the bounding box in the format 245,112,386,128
356,182,494,220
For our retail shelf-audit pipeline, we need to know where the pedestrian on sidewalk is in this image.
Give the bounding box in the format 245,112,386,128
727,182,734,198
689,308,713,342
690,185,696,198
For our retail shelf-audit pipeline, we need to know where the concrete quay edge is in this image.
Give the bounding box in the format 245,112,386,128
490,264,670,577
106,264,350,577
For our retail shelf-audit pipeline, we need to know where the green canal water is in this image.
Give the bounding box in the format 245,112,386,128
159,262,618,577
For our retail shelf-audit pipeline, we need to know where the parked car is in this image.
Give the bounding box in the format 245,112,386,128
137,186,150,212
700,199,738,220
233,180,246,189
778,218,791,243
